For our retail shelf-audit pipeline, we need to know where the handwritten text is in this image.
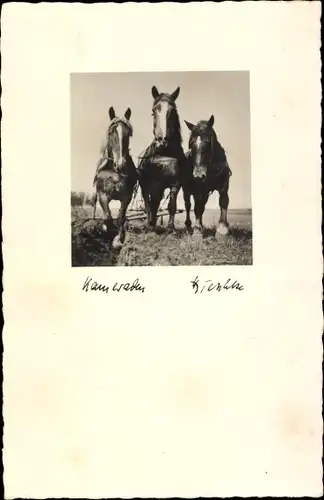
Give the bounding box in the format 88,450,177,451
190,276,244,294
82,276,145,294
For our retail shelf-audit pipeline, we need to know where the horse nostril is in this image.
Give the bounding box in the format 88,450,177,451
194,172,206,181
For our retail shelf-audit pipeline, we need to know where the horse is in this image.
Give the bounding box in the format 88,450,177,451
137,86,188,232
182,115,232,235
93,106,138,249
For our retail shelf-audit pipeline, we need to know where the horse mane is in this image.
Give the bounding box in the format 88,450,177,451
189,120,227,163
108,117,133,136
153,93,177,107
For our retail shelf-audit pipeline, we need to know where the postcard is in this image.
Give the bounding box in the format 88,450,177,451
2,2,322,498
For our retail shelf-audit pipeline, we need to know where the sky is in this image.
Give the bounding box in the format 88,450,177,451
71,71,251,209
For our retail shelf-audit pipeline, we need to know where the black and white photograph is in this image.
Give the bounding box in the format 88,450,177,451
71,71,252,266
3,3,322,499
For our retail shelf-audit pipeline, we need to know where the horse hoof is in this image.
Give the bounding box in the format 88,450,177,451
112,236,123,250
217,223,229,236
167,226,175,233
193,227,203,238
102,224,108,232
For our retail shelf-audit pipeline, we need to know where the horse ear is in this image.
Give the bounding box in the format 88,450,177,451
124,108,131,120
208,115,214,128
109,107,116,120
184,120,195,131
151,86,159,100
171,86,180,101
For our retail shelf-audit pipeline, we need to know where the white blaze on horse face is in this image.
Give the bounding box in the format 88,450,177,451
193,134,207,179
155,101,168,142
115,123,124,168
195,135,202,164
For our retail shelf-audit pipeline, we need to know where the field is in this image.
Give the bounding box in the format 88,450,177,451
71,202,253,267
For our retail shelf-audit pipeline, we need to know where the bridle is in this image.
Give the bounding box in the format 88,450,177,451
93,118,133,184
189,130,232,181
152,96,178,142
105,118,133,163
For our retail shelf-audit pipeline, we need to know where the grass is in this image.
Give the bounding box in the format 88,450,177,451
71,205,253,267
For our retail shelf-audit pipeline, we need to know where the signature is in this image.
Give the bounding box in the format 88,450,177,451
82,276,145,294
190,276,244,294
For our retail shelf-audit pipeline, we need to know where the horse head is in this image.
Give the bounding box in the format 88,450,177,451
185,115,216,182
107,106,133,172
151,86,182,148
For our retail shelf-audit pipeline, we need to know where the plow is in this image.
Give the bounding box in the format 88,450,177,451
72,182,184,229
125,182,184,225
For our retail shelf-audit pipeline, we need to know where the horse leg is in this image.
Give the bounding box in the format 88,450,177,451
193,190,208,233
98,190,112,231
112,193,132,250
217,185,229,235
150,188,163,230
167,186,180,232
183,187,192,231
140,183,153,229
